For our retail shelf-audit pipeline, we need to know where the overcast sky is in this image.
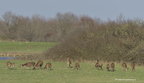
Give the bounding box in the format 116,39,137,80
0,0,144,21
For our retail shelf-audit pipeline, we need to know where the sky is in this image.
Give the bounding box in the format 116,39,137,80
0,0,144,21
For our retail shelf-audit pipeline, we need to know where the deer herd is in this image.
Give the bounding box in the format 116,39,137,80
6,57,135,72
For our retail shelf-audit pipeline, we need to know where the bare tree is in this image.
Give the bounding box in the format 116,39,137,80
56,12,78,41
2,11,19,39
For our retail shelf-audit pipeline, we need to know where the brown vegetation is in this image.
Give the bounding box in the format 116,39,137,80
44,15,144,64
1,11,144,64
0,11,79,42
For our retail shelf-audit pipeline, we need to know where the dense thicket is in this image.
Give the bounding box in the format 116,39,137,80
45,18,144,64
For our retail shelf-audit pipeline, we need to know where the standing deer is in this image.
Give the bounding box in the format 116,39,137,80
122,63,128,71
111,63,115,72
67,57,72,68
6,61,15,68
131,63,135,71
44,63,52,70
95,60,103,70
74,62,80,70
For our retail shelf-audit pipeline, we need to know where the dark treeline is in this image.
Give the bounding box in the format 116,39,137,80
1,11,144,64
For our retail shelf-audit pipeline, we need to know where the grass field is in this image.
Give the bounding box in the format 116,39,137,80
0,60,144,83
0,41,144,83
0,41,58,56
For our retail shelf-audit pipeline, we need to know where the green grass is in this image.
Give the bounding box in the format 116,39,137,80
0,41,143,83
0,41,58,54
0,60,143,83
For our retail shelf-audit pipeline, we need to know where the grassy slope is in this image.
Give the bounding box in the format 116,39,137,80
0,41,58,54
0,60,143,83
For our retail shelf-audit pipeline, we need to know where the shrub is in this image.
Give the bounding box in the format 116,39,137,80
44,19,144,64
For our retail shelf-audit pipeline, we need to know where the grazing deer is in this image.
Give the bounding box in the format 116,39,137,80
6,61,15,68
33,60,43,70
67,57,72,68
21,62,35,69
106,64,110,71
131,63,135,71
95,60,103,70
111,63,115,71
44,63,52,70
122,63,128,71
74,62,80,70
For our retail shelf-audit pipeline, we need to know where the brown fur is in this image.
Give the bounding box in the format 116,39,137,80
131,63,135,71
67,57,72,68
74,62,80,70
44,63,52,70
33,60,43,69
6,61,15,68
111,63,115,71
122,63,128,71
21,62,35,69
106,64,110,71
95,60,103,70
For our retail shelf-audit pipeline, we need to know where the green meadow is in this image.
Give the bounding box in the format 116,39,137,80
0,41,144,83
0,60,143,83
0,41,58,55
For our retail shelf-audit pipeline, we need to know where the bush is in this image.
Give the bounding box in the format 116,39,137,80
44,19,144,64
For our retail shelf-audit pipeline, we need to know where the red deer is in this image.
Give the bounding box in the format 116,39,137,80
33,60,43,70
44,63,52,70
21,62,35,69
95,60,103,70
106,64,110,71
111,63,115,71
122,63,128,71
67,57,72,68
6,61,15,68
131,63,135,71
74,62,80,70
